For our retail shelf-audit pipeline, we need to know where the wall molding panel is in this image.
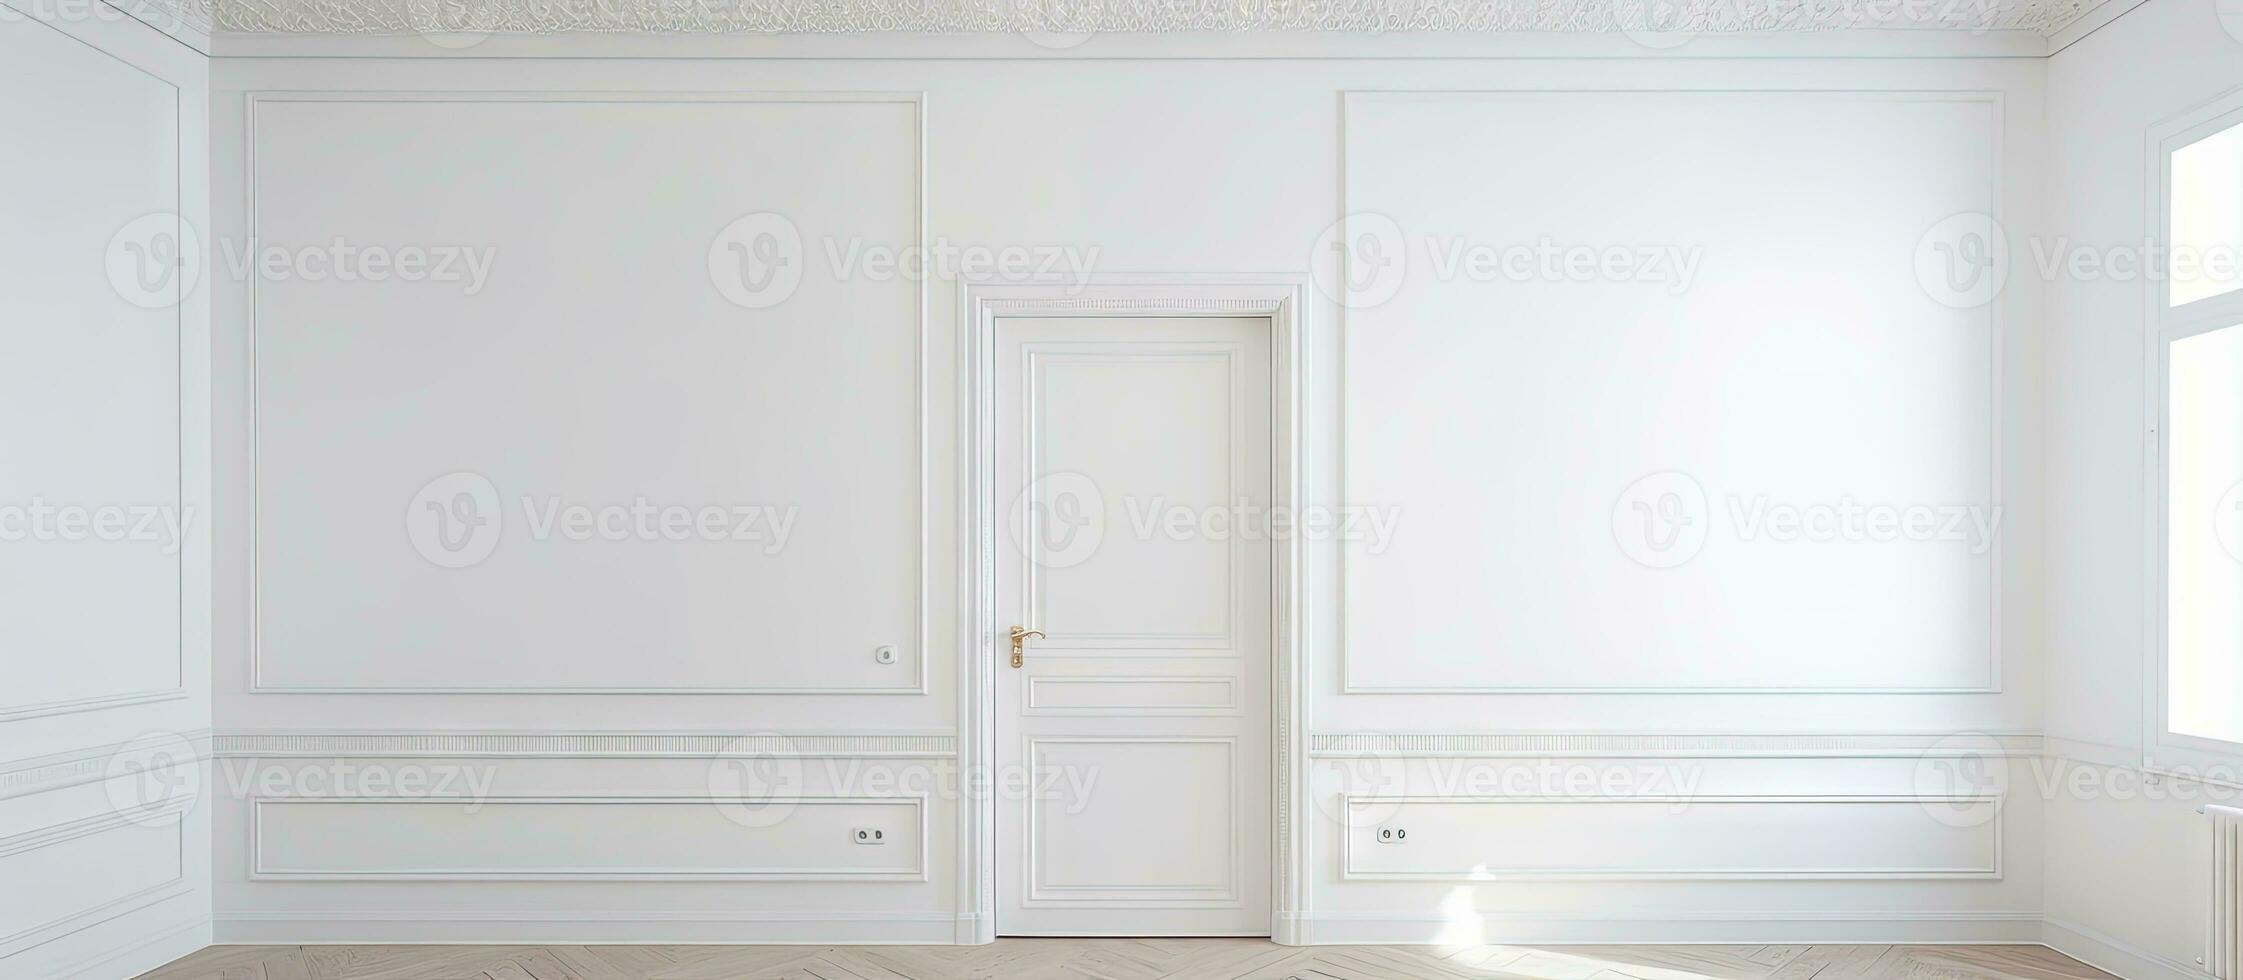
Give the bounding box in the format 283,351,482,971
249,796,929,881
1339,89,2007,697
244,90,930,697
0,805,193,959
1338,794,2003,881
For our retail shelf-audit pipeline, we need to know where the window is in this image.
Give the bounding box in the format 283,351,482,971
2153,93,2243,765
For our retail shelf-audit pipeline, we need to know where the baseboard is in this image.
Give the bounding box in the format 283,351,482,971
2043,917,2213,980
46,916,210,980
1294,911,2045,945
213,911,959,945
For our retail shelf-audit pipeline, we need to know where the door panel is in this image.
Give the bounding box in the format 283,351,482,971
995,316,1272,936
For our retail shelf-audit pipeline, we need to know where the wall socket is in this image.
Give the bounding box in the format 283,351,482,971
1376,826,1408,844
853,828,887,845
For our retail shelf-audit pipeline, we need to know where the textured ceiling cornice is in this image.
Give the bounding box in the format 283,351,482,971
172,0,2090,36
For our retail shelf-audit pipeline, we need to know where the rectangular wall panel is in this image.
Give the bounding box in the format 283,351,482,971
0,815,186,956
0,14,183,717
249,94,923,693
1341,796,2000,880
1341,91,2001,693
252,797,924,880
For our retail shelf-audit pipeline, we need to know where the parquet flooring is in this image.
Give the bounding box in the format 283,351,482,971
135,941,2120,980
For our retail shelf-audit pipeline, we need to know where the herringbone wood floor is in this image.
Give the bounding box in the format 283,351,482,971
137,941,2117,980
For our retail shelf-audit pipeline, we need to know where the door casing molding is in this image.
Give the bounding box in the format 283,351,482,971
958,276,1312,944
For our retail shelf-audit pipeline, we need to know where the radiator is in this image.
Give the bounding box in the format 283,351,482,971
2213,804,2243,980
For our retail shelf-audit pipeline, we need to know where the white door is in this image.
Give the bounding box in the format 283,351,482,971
994,315,1274,936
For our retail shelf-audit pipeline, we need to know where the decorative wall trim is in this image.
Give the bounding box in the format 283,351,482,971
2043,916,2217,980
175,0,2088,37
213,910,959,945
243,90,930,696
1336,794,2002,881
0,732,215,801
1299,909,2045,945
1337,89,2007,697
249,795,930,881
211,731,956,759
0,15,190,723
1310,732,2046,758
0,688,191,724
0,805,193,958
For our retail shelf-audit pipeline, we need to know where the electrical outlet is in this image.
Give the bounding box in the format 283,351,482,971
853,828,887,845
1376,826,1408,844
874,645,897,665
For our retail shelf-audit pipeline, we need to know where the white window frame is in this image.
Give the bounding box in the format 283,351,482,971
2142,86,2243,773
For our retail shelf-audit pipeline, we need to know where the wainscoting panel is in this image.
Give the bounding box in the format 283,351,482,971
1341,90,2003,694
0,810,189,958
250,796,927,881
0,7,185,720
247,92,926,695
1340,795,2001,880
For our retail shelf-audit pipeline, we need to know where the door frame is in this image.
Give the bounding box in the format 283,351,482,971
958,276,1311,945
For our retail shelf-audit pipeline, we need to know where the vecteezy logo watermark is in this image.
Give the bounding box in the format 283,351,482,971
405,472,800,569
704,736,1106,830
405,0,494,49
1009,472,1105,570
215,759,500,808
824,237,1101,292
1912,732,2009,828
106,213,204,310
1120,497,1404,556
1615,0,1701,50
1915,211,2010,309
2221,0,2243,43
708,213,804,310
1311,213,1409,310
406,472,503,569
0,498,193,556
1312,213,1705,310
1612,472,1711,569
707,735,807,829
707,211,1102,310
2218,481,2243,565
1312,733,1708,831
103,732,202,826
1612,472,2001,568
1007,473,1404,569
1425,236,1704,296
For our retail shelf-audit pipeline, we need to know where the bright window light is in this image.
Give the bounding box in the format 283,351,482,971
2167,322,2243,744
2170,121,2243,308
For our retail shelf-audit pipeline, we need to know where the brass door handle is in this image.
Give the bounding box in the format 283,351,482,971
1009,626,1045,669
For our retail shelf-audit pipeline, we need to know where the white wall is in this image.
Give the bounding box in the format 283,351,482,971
2042,0,2243,973
205,47,2047,944
0,2,213,976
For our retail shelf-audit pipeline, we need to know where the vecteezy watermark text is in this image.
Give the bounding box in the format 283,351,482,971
0,499,192,556
1310,213,1707,309
406,472,798,569
1612,472,2000,569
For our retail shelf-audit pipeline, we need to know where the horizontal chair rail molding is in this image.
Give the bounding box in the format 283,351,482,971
1309,732,2049,758
208,731,957,758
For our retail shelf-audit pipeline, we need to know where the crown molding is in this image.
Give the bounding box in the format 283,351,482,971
168,0,2086,40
